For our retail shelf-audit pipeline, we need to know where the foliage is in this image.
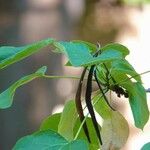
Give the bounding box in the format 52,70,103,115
0,38,149,149
141,142,150,150
13,130,88,150
122,0,150,5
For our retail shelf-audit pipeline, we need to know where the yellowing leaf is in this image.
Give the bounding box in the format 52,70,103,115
93,94,129,149
101,111,129,150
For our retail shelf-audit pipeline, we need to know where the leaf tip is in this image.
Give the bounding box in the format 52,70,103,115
36,66,47,75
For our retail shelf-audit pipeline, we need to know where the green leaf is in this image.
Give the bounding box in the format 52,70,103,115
111,71,130,86
13,130,67,150
57,41,92,66
111,59,142,83
53,41,66,53
39,112,100,149
58,100,78,141
71,40,97,53
61,140,88,150
141,142,150,150
95,65,108,85
62,40,97,66
54,40,96,54
93,94,112,119
101,111,129,150
13,130,89,150
91,50,122,66
128,82,149,129
101,43,129,57
0,38,53,69
65,61,72,66
111,71,149,129
40,113,61,132
56,42,122,67
0,66,47,109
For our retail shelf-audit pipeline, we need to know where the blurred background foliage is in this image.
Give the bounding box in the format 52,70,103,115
123,0,150,5
0,0,150,150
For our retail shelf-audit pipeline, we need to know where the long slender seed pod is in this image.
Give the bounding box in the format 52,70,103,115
85,65,103,145
94,70,115,111
75,67,91,142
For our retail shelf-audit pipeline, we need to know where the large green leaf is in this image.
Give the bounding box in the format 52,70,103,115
128,82,149,129
0,38,53,69
13,130,89,150
111,71,149,129
141,142,150,150
58,100,78,141
64,40,97,66
56,41,92,66
101,43,129,57
55,42,122,67
39,112,100,149
0,66,47,109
